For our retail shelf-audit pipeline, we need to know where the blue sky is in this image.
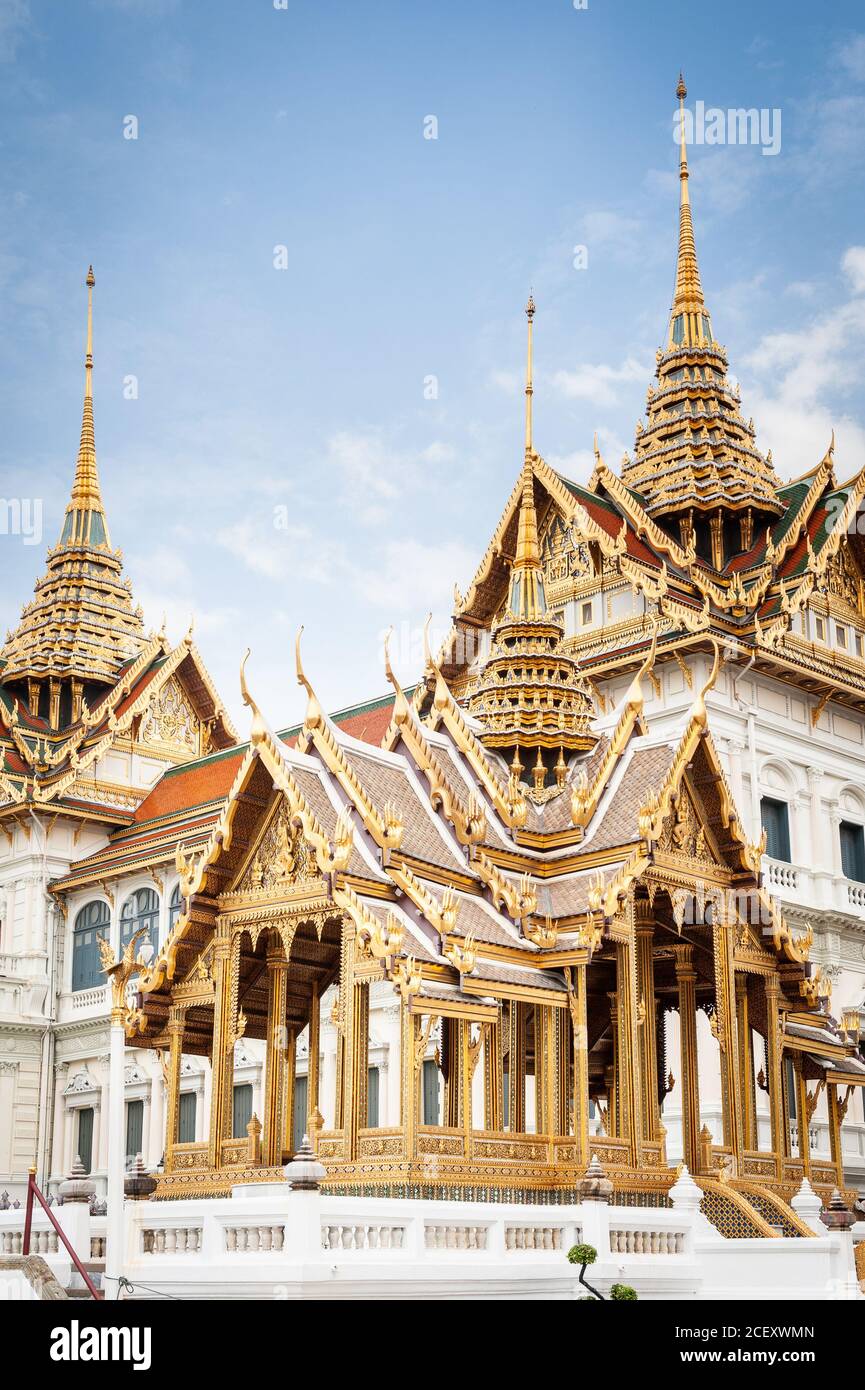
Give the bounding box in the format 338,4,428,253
2,0,865,728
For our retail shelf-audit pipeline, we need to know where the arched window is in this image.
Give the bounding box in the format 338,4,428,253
168,883,184,932
760,797,791,862
71,900,110,992
120,888,159,957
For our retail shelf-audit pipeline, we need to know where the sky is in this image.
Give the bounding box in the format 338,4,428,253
1,0,865,733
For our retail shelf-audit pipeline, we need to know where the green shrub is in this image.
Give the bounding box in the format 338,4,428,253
567,1242,597,1267
610,1283,638,1301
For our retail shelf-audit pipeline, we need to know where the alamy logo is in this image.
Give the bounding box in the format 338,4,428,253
674,101,782,157
0,497,42,545
50,1320,152,1371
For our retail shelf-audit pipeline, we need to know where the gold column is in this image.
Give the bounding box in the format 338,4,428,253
207,928,236,1169
282,1029,297,1157
615,932,642,1167
535,1006,553,1137
400,1003,419,1161
735,973,757,1151
164,1004,185,1171
307,981,320,1142
348,978,370,1158
793,1054,811,1174
713,918,742,1167
607,994,619,1138
483,1016,503,1131
507,1002,526,1132
461,1021,473,1157
673,944,701,1173
569,963,590,1168
262,941,289,1167
826,1084,844,1184
636,906,660,1142
556,1007,570,1137
763,974,785,1178
336,921,355,1143
444,1018,461,1127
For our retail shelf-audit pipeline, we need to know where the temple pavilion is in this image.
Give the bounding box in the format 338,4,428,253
5,80,864,1231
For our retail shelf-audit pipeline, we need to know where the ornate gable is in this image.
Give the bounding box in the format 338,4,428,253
140,675,199,754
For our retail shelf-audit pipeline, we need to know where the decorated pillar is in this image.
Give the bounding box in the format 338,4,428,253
735,973,757,1152
712,915,742,1167
568,963,590,1167
282,1029,297,1158
262,940,290,1167
400,1002,419,1161
673,944,701,1173
614,925,642,1166
606,994,620,1138
763,974,785,1178
507,1002,527,1132
207,927,238,1169
635,904,661,1142
483,1015,503,1132
461,1021,474,1157
348,978,370,1158
307,981,320,1144
792,1054,811,1174
163,1004,185,1170
826,1083,850,1185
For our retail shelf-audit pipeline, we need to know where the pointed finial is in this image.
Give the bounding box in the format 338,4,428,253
60,264,110,548
524,293,535,454
239,648,268,747
676,71,687,101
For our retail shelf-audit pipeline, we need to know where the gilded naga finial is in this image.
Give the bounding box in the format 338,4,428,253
239,648,268,747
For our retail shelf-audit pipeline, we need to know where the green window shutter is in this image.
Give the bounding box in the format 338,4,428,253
232,1083,253,1139
840,822,865,882
178,1091,197,1144
125,1099,144,1163
292,1075,308,1153
760,797,791,862
367,1067,380,1128
77,1108,94,1174
422,1059,440,1125
72,901,110,992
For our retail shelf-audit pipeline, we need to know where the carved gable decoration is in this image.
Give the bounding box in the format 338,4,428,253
542,513,592,585
234,799,322,897
825,542,863,617
657,784,716,865
140,676,198,753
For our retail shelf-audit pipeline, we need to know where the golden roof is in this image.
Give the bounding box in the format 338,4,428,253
621,76,783,522
1,268,146,688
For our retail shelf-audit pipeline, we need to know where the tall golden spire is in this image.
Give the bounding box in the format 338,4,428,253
621,78,783,535
670,74,708,347
0,266,146,696
524,293,535,455
60,265,111,550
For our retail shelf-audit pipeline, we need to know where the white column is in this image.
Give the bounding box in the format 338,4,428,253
807,767,826,871
105,1018,126,1301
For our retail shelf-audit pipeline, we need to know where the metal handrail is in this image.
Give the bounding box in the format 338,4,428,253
22,1167,102,1300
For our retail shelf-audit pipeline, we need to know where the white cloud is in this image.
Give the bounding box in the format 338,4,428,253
0,0,30,62
741,247,865,478
842,246,865,295
551,357,647,407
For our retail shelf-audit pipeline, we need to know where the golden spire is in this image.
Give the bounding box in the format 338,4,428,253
670,74,707,344
524,293,535,455
60,265,111,550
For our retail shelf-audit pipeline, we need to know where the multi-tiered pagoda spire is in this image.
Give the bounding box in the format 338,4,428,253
468,299,595,790
621,75,783,568
0,268,146,726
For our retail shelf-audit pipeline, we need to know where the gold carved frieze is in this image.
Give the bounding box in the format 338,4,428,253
140,675,198,753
